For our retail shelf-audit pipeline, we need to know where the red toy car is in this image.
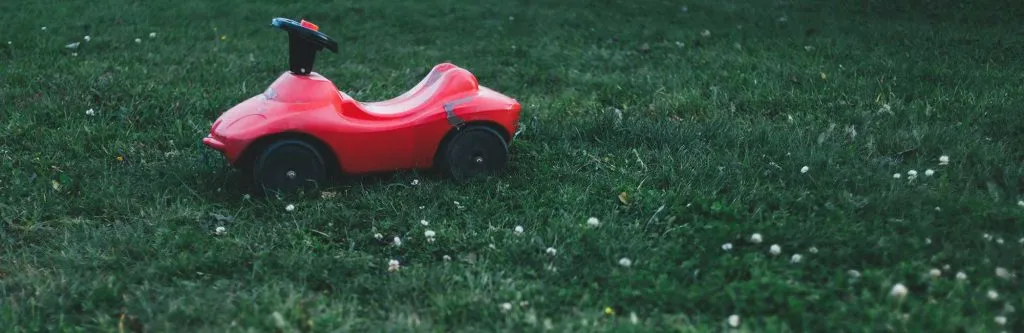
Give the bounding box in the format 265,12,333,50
202,18,522,193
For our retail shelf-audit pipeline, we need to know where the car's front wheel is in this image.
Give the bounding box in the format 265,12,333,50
252,139,327,195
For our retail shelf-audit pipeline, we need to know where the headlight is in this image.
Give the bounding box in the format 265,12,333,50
224,114,267,131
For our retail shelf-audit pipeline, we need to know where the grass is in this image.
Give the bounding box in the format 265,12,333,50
2,0,1024,331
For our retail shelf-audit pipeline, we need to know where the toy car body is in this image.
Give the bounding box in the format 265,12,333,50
202,18,521,193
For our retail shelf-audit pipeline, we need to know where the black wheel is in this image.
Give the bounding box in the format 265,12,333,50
440,126,510,180
252,139,327,194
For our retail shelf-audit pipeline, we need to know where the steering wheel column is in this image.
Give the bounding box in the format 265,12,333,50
271,18,338,75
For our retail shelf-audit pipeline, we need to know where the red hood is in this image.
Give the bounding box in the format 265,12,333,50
261,71,340,104
211,72,341,139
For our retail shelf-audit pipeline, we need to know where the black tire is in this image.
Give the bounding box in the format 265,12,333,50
252,139,327,194
439,126,510,181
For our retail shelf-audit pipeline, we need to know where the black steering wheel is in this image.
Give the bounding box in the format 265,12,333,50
271,18,338,52
271,17,338,75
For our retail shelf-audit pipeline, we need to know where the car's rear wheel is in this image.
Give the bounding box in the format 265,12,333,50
252,139,326,195
440,126,509,181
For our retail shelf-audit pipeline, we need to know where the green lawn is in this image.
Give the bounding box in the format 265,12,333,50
2,0,1023,331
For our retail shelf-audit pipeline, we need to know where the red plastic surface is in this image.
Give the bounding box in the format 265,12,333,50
299,19,319,31
203,63,521,175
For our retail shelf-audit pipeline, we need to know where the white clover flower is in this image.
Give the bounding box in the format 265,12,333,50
134,38,142,43
925,169,935,176
994,316,1007,326
701,29,711,37
388,259,400,272
587,217,600,227
629,312,639,324
939,155,949,165
411,179,419,186
893,173,901,179
769,244,781,256
420,219,429,226
750,233,763,244
514,225,524,235
285,204,295,212
85,108,96,116
545,247,557,256
907,170,918,180
925,238,932,244
988,289,999,300
618,257,632,267
790,253,802,263
800,166,809,173
393,236,402,247
41,26,47,31
943,264,951,271
442,255,452,261
890,283,908,298
373,233,383,240
1018,200,1024,207
727,314,740,328
809,246,818,254
984,233,994,241
721,242,733,251
149,32,157,38
929,268,941,277
242,193,251,200
214,226,226,235
848,270,861,278
83,35,91,42
997,238,1004,244
956,271,967,280
500,302,513,312
424,229,436,239
489,243,497,249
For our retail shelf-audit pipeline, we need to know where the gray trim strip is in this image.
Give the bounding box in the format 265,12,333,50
444,97,474,127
